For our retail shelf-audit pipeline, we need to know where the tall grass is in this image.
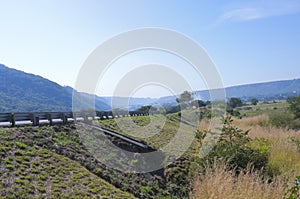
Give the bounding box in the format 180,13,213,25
233,114,270,127
191,161,285,199
193,115,300,198
232,115,300,141
267,139,300,179
234,115,300,179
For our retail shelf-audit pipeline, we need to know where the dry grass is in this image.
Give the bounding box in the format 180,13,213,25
191,162,285,199
198,118,211,132
193,115,300,198
232,115,300,141
234,115,300,179
233,114,270,127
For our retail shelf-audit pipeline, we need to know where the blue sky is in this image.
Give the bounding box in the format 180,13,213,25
0,0,300,97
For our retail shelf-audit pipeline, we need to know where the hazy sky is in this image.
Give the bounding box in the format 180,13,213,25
0,0,300,97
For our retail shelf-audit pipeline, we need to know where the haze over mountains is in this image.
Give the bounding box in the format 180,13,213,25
0,63,299,112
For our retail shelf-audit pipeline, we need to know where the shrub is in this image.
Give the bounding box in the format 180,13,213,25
15,141,27,149
289,96,300,119
228,97,243,108
199,116,268,171
269,112,294,128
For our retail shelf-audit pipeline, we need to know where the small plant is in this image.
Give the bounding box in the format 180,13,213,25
15,141,27,149
285,176,300,199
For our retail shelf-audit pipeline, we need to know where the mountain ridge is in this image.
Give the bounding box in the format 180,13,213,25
0,63,299,112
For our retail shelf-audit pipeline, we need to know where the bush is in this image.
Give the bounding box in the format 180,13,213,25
269,112,294,128
199,116,268,171
289,96,300,119
269,112,300,130
228,98,243,108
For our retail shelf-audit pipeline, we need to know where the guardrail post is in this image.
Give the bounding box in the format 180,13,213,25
31,113,39,126
11,113,15,127
47,113,53,126
65,115,68,124
98,112,102,120
35,116,39,126
61,113,67,124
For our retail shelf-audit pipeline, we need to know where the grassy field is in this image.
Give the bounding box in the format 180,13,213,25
99,102,300,198
238,100,289,117
192,113,300,198
1,101,300,198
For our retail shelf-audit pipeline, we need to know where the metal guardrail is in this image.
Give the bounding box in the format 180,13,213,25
0,111,155,151
0,111,148,127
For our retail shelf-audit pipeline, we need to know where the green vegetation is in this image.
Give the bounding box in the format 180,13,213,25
251,98,259,105
0,129,135,198
228,97,243,108
289,96,300,119
198,116,268,171
0,64,110,112
285,176,300,199
176,91,193,104
1,97,300,198
0,119,199,198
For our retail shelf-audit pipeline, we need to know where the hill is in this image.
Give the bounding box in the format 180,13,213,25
0,122,194,198
225,79,300,101
0,127,135,198
158,79,300,106
0,64,110,112
1,63,299,112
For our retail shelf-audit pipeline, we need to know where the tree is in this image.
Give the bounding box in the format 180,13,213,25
190,100,206,107
176,91,194,110
287,96,297,103
205,101,211,106
176,91,193,104
251,98,259,106
228,97,243,108
289,96,300,119
166,105,180,114
136,105,152,113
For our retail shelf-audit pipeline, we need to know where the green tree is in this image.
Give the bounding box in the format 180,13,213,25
176,91,193,104
136,106,152,113
190,100,206,107
176,91,194,110
251,98,259,105
289,96,300,119
287,96,297,103
228,97,243,108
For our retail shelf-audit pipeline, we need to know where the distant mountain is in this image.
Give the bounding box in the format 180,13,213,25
0,64,110,112
193,79,300,102
98,78,300,109
1,63,299,112
224,79,300,101
153,79,300,106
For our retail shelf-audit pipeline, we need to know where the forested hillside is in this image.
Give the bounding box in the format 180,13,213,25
0,64,110,112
